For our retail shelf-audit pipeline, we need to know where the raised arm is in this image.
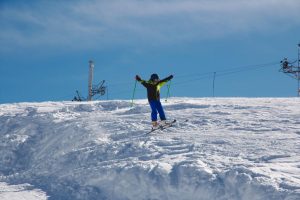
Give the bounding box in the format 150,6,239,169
135,75,150,88
158,75,173,87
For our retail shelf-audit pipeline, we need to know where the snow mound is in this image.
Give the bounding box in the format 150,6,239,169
0,98,299,200
0,182,47,200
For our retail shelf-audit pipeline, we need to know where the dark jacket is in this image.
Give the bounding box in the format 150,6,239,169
138,76,173,101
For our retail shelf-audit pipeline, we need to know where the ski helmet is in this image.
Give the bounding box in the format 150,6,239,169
150,73,159,81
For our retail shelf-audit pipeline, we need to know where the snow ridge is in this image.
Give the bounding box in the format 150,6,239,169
0,98,299,200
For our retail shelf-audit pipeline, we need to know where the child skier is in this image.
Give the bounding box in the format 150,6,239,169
135,74,173,128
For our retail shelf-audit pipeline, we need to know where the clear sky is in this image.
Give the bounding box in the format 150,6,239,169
1,0,300,103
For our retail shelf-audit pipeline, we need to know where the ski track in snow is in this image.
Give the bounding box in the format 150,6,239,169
0,98,299,200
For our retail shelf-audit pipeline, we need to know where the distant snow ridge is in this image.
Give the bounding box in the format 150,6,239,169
0,98,299,200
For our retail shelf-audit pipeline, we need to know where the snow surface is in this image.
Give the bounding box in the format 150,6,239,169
0,182,47,200
0,98,299,200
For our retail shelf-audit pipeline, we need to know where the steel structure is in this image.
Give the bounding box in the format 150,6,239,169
73,61,106,101
279,43,300,96
88,60,94,101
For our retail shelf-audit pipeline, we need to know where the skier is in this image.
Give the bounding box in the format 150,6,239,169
135,73,173,128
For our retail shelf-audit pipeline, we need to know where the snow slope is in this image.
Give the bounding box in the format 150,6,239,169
0,98,299,200
0,182,47,200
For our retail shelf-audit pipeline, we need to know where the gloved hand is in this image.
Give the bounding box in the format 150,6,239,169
135,75,142,81
168,75,174,80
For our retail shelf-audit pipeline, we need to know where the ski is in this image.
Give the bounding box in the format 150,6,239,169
146,119,176,134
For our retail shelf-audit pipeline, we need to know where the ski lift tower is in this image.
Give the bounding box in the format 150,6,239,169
279,43,300,97
298,43,300,96
72,60,106,102
88,60,94,101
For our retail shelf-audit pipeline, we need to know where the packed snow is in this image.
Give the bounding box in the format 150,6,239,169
0,182,47,200
0,98,299,200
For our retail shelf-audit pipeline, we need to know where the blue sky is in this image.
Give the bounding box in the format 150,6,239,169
1,0,300,103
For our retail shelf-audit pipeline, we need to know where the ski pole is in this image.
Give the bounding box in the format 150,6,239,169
165,80,172,102
131,80,138,107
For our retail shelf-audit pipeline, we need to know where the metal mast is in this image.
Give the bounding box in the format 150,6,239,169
298,43,300,97
88,60,94,101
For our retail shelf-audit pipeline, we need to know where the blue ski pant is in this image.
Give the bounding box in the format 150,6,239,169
149,100,166,121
